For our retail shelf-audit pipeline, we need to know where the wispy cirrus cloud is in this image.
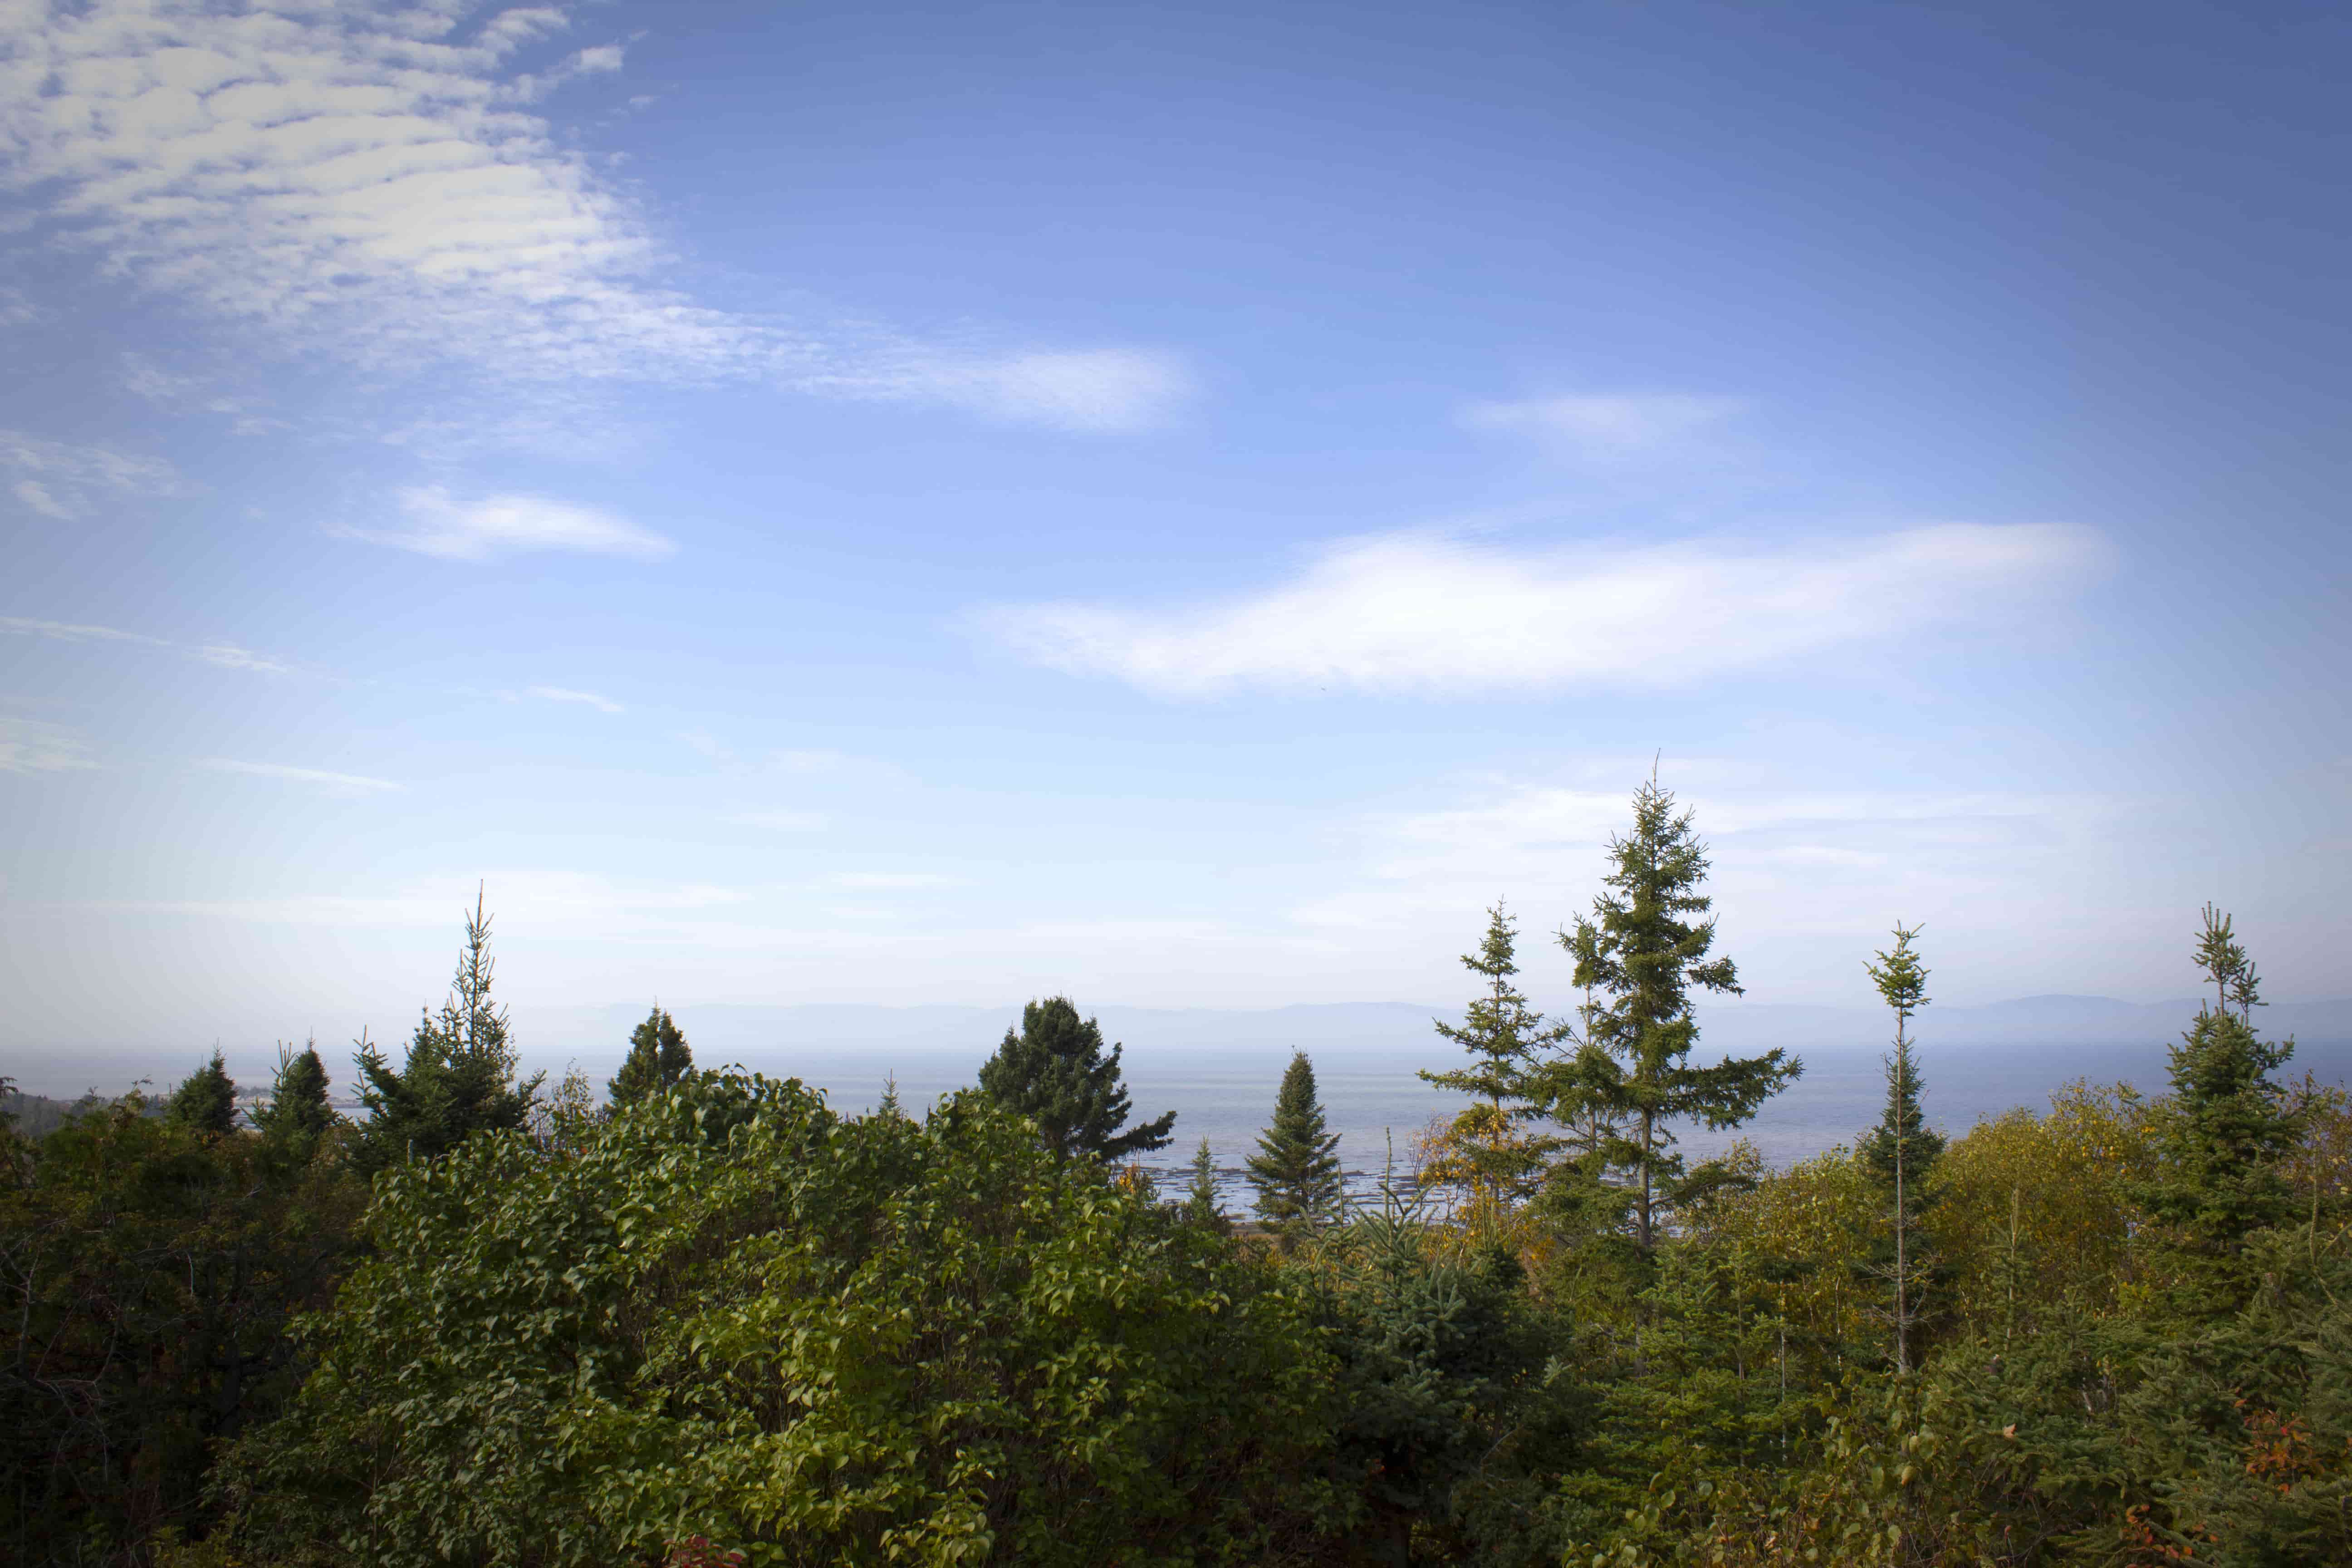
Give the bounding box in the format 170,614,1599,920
0,717,99,775
2,430,182,519
526,685,622,714
0,1,1189,431
196,758,401,797
2,615,289,674
342,487,675,561
1460,394,1746,459
985,523,2105,699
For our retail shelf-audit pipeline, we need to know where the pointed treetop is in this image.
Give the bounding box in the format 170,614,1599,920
609,1004,694,1107
168,1048,239,1137
2193,902,2264,1022
1246,1049,1344,1227
1866,922,1931,1024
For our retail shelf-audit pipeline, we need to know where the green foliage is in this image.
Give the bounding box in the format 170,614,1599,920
976,995,1175,1161
1183,1136,1229,1228
1248,1049,1345,1227
609,1004,694,1107
249,1042,337,1160
1858,923,1943,1372
1559,781,1799,1252
2132,907,2303,1321
352,891,543,1175
0,1093,363,1566
1421,904,1573,1205
233,1077,1341,1568
168,1048,240,1137
1303,1181,1576,1568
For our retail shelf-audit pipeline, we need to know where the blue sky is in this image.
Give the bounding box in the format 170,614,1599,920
2,0,2346,1064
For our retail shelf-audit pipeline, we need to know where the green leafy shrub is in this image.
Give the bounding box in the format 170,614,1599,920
235,1075,1342,1567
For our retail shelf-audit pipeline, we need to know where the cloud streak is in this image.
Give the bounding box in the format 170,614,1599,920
527,685,622,713
2,431,182,519
0,717,99,775
985,523,2105,698
2,615,288,674
197,758,402,796
0,1,1189,430
1460,394,1745,458
346,487,675,560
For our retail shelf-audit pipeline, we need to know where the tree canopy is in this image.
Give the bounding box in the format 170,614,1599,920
976,995,1175,1161
607,1004,693,1107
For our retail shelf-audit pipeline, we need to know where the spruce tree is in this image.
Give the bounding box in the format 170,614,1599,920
1247,1050,1345,1226
354,889,543,1173
1559,779,1799,1253
1859,922,1942,1372
977,996,1175,1160
1420,903,1573,1205
251,1039,336,1155
167,1048,239,1136
2134,904,2301,1318
1183,1137,1228,1227
608,1005,693,1107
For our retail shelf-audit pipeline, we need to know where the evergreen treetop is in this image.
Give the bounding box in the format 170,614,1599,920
1858,922,1942,1372
1183,1137,1228,1228
1860,923,1943,1193
976,996,1175,1161
608,1005,694,1107
1247,1049,1345,1227
167,1049,239,1137
1421,903,1573,1204
2136,905,2301,1318
251,1040,336,1154
353,889,543,1174
1559,779,1799,1252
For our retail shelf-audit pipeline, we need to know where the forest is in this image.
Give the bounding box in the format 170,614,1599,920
3,780,2346,1568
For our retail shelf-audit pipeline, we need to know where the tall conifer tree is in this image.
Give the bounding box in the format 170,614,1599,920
167,1048,239,1137
1183,1137,1228,1228
1860,922,1941,1372
1560,779,1799,1253
608,1005,694,1107
354,888,542,1173
251,1039,336,1156
2135,905,2301,1318
1247,1050,1345,1226
1421,904,1572,1205
977,996,1175,1160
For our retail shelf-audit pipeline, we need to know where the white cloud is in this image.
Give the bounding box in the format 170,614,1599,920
190,642,291,673
922,348,1195,432
1,429,181,518
347,486,674,560
0,1,1188,430
0,717,98,774
3,615,289,673
527,684,622,713
986,523,2105,698
1461,394,1745,458
198,758,401,796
